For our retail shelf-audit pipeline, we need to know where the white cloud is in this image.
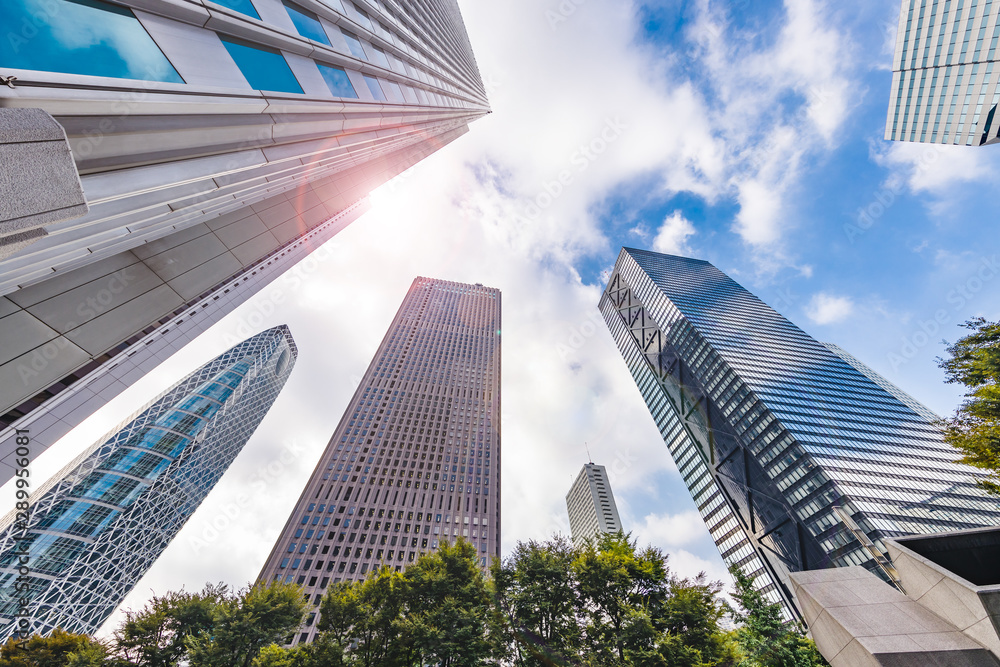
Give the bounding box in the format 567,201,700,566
805,292,855,324
874,141,999,193
633,510,707,549
652,211,696,255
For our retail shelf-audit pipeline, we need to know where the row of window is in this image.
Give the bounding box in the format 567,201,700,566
0,0,461,105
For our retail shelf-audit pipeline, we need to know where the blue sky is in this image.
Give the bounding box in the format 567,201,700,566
16,0,1000,631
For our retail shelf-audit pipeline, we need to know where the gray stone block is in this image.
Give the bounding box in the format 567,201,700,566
790,567,1000,667
0,108,88,244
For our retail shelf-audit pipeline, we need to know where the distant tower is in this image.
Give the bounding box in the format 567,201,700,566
0,326,296,642
566,463,622,545
257,277,501,646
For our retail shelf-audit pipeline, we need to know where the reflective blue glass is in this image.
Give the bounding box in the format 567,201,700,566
364,75,386,101
220,37,303,94
317,63,358,98
601,248,1000,621
0,0,183,82
0,327,297,642
284,2,331,45
341,29,368,60
209,0,260,19
351,3,374,30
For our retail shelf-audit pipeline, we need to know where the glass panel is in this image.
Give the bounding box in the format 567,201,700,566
317,63,358,98
284,1,331,45
341,29,368,60
370,46,390,68
220,36,303,94
383,80,403,103
0,0,184,83
364,75,386,101
210,0,261,19
351,3,374,30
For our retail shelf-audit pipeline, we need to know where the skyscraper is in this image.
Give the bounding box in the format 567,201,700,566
565,462,623,545
600,248,1000,619
0,0,489,442
257,277,500,646
887,0,1000,145
0,326,296,642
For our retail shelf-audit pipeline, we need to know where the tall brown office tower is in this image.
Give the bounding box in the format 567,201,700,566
258,276,500,645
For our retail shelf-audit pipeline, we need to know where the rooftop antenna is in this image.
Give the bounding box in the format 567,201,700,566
585,442,593,464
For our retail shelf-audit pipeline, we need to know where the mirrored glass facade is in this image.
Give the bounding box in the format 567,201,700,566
0,0,184,83
887,0,1000,145
0,326,296,642
600,248,1000,619
257,278,501,646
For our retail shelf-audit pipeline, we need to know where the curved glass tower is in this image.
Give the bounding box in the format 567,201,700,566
600,248,1000,619
0,325,296,642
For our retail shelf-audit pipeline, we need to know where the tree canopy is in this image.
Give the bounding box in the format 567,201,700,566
3,535,827,667
939,317,1000,495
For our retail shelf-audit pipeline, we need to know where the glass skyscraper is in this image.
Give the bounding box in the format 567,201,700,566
0,326,296,642
600,248,1000,618
258,277,500,645
887,0,1000,145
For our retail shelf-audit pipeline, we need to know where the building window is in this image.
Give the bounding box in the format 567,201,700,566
220,36,303,93
364,76,386,101
317,64,358,98
0,0,184,83
283,1,331,45
341,29,368,60
210,0,260,18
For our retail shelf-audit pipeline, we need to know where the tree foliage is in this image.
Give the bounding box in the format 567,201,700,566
727,570,826,667
0,630,108,667
6,535,833,667
939,317,1000,495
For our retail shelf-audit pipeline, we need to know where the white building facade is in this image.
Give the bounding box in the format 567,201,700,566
565,462,623,545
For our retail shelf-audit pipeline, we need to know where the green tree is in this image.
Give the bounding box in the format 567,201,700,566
318,566,404,666
491,536,582,666
186,580,307,667
253,634,346,667
656,576,736,667
572,533,670,665
939,317,1000,495
728,570,826,667
0,629,107,667
112,584,223,666
397,538,499,667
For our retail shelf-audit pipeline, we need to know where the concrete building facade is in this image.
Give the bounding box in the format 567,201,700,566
791,526,1000,666
257,277,500,645
565,462,622,545
0,201,366,487
887,0,1000,145
0,326,296,642
0,0,488,468
600,248,1000,619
